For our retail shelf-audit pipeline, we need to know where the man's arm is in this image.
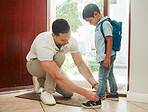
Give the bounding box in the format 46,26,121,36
39,60,99,101
71,52,98,90
103,36,113,68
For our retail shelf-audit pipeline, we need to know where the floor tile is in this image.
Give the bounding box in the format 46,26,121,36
41,103,96,112
1,108,44,112
127,100,148,111
0,91,43,112
1,90,148,112
94,99,148,112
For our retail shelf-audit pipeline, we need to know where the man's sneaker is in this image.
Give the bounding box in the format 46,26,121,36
106,93,119,101
40,91,56,106
34,87,44,94
81,100,102,109
32,76,44,93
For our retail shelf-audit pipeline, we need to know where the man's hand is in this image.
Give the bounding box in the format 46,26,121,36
94,84,98,92
85,91,99,102
103,92,107,100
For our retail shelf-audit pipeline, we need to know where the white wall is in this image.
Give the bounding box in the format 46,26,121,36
127,0,148,103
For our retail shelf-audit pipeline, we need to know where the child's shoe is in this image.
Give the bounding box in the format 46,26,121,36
81,99,101,109
106,93,119,101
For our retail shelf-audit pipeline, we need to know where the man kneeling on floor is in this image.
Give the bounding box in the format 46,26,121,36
26,19,99,106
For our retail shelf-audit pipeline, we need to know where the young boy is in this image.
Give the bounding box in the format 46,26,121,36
82,4,119,109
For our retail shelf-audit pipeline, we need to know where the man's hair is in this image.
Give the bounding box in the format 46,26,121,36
52,19,70,36
82,4,100,19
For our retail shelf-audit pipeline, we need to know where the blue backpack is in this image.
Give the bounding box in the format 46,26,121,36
100,18,122,52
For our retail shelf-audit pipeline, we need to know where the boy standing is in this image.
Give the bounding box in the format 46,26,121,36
82,4,119,109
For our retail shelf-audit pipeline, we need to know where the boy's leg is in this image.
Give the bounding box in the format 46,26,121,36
96,61,110,100
107,55,119,100
108,65,118,94
82,56,116,109
82,63,106,109
96,55,117,100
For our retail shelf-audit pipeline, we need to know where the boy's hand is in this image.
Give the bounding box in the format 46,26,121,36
104,36,112,68
103,58,110,68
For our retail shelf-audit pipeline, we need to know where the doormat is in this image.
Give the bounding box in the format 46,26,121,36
16,92,87,107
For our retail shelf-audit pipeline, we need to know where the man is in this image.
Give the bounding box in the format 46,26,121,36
26,19,99,105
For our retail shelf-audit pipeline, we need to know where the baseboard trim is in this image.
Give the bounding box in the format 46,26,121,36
0,85,33,92
127,91,148,103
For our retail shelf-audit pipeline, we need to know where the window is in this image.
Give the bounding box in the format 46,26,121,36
55,0,104,76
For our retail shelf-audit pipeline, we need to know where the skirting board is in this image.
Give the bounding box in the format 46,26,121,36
127,92,148,103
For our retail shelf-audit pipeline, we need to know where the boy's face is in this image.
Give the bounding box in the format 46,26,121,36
84,12,100,26
84,17,98,26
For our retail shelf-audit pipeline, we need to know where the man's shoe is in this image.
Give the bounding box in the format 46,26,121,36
40,91,56,106
32,76,44,93
106,93,119,101
34,87,44,94
81,100,101,109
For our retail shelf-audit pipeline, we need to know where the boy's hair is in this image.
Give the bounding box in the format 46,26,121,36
82,4,100,19
52,19,70,36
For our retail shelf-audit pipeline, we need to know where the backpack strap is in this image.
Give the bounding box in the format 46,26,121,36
100,18,109,54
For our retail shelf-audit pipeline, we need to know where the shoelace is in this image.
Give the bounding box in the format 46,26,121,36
87,101,97,106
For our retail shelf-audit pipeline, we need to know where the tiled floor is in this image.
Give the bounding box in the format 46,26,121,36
0,89,148,112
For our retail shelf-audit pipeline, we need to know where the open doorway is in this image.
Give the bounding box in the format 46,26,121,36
51,0,129,94
108,0,129,94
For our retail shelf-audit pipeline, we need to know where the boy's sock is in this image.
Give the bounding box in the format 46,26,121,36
81,99,102,109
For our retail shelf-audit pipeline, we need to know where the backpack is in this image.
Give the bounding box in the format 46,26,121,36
100,18,122,53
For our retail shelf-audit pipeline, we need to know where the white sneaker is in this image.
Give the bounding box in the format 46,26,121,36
32,76,44,93
34,87,44,93
40,91,56,106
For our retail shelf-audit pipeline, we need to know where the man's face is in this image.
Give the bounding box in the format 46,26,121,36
54,31,71,46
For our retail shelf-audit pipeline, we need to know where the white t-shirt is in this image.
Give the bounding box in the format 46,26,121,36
95,16,116,62
26,32,79,61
